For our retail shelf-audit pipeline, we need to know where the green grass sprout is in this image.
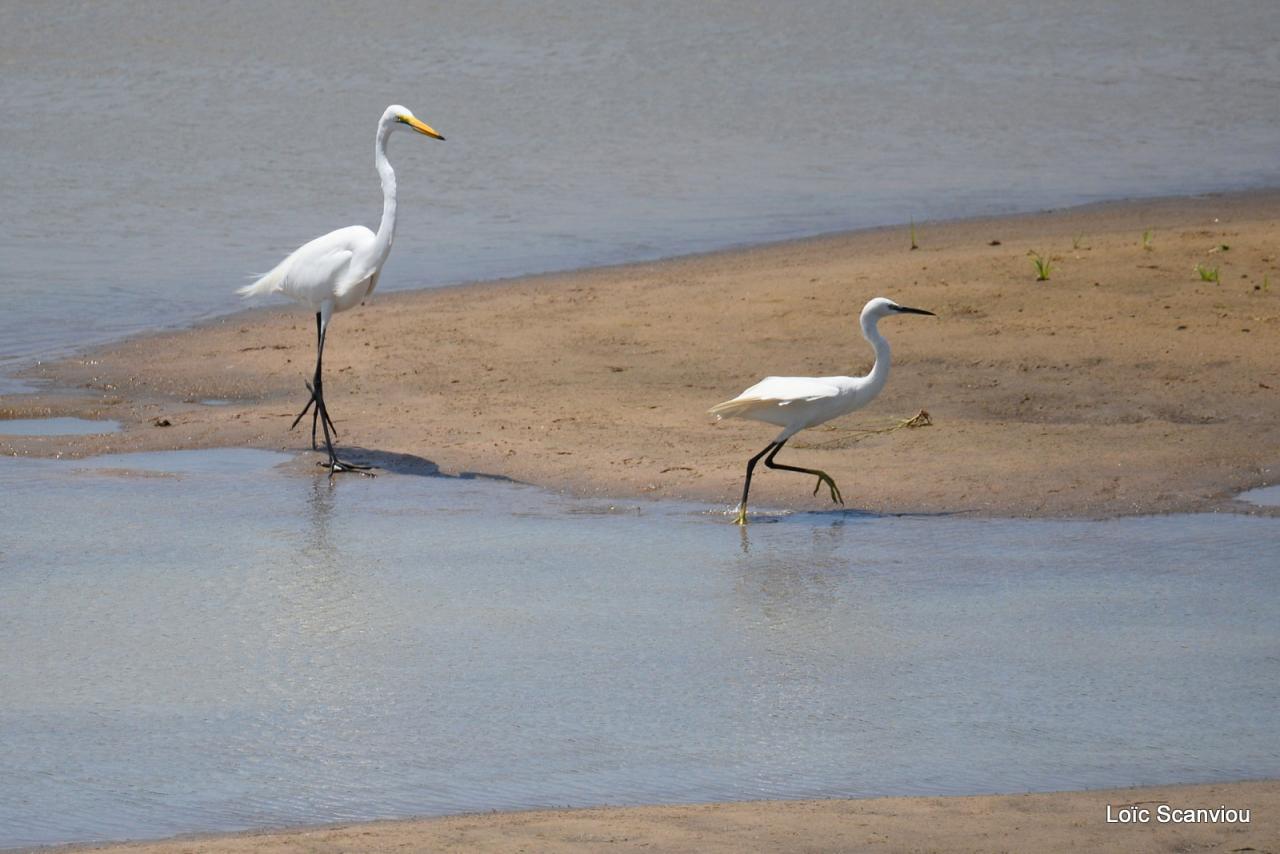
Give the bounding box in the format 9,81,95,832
1195,264,1219,283
1031,252,1053,281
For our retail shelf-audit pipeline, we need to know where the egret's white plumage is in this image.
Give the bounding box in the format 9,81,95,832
238,104,444,476
240,225,383,314
711,296,934,523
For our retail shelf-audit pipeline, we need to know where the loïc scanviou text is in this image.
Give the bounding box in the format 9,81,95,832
1106,804,1250,824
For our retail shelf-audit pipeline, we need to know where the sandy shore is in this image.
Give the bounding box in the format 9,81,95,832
40,781,1277,853
5,191,1279,517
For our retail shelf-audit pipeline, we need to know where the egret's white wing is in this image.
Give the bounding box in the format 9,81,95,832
238,226,375,307
330,226,380,300
279,247,354,304
737,376,843,404
708,376,843,419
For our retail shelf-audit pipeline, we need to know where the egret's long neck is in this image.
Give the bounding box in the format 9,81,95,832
860,313,892,392
371,123,398,264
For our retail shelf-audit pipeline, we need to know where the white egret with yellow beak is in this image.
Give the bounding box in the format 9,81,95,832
238,105,444,477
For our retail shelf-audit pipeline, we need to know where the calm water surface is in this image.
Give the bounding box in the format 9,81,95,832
0,450,1277,849
1240,484,1280,507
2,1,1279,381
0,417,120,437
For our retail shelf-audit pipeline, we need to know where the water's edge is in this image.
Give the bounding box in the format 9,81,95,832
8,186,1279,392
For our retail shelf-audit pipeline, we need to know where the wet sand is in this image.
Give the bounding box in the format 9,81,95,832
45,781,1279,853
5,191,1279,517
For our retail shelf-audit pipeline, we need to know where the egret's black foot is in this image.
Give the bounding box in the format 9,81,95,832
810,472,844,505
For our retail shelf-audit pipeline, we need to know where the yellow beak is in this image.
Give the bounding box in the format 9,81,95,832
402,115,445,140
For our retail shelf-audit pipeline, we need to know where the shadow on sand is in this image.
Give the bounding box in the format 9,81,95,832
323,445,521,485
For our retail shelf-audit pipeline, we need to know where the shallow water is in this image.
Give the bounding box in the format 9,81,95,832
1,450,1277,849
2,1,1279,379
1239,484,1280,507
0,417,121,436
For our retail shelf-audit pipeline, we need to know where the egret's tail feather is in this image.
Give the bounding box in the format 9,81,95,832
709,397,775,420
236,258,289,299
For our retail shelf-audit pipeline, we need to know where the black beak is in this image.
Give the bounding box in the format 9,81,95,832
896,305,936,316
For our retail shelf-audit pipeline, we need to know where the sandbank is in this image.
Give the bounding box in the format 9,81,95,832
5,191,1278,517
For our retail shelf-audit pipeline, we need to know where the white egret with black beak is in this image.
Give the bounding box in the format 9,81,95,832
710,297,935,524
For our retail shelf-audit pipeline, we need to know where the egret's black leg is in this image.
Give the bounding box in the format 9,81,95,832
764,440,844,505
303,316,373,479
309,311,323,448
313,313,340,443
733,441,777,525
290,312,333,450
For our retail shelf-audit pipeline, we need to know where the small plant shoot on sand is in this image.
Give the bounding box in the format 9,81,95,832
909,219,919,251
1142,229,1154,251
1031,252,1052,281
1196,264,1219,283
